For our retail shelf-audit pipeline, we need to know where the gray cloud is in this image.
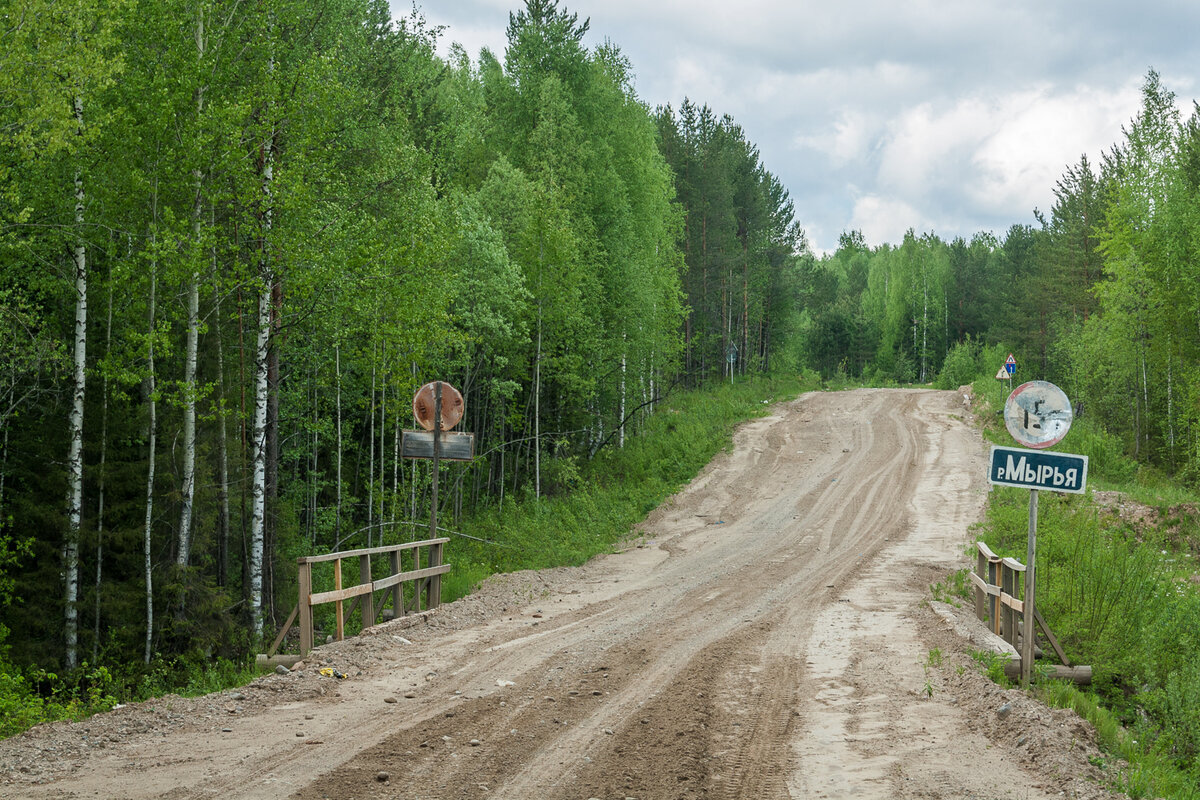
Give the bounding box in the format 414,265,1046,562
404,0,1199,252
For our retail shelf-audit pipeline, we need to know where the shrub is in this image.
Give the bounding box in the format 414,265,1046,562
935,337,983,389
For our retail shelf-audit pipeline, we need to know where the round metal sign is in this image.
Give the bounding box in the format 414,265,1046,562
1004,380,1072,449
412,381,464,431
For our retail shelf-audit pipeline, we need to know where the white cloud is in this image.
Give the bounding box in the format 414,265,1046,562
969,83,1143,214
849,195,926,248
405,0,1200,251
794,110,875,166
869,82,1147,234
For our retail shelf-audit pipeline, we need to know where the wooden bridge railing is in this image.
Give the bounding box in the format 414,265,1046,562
969,541,1090,684
262,538,449,661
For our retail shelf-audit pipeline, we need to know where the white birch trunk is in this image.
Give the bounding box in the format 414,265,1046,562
178,273,198,566
250,13,274,639
391,399,399,525
367,356,375,547
619,334,627,449
249,276,270,638
1167,335,1175,450
143,250,159,664
921,273,928,383
177,2,206,568
410,362,418,529
312,376,319,540
379,378,386,536
63,95,87,672
535,305,542,500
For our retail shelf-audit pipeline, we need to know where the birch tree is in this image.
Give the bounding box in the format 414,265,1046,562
1,0,127,670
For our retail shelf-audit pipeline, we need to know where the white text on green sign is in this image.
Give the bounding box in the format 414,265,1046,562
988,446,1088,494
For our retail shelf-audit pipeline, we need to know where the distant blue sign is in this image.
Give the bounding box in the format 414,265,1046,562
1005,353,1016,375
988,446,1088,494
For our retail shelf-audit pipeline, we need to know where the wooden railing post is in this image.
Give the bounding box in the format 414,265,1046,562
334,557,344,642
974,546,987,621
430,540,443,608
298,560,313,657
360,553,373,629
1001,562,1016,647
988,558,1001,634
390,549,401,616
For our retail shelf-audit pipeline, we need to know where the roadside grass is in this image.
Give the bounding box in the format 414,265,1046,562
930,567,971,607
967,378,1200,798
1037,679,1200,800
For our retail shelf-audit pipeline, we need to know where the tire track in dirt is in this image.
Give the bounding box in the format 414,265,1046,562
291,389,945,799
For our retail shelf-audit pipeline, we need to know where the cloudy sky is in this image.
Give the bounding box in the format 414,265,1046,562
398,1,1199,254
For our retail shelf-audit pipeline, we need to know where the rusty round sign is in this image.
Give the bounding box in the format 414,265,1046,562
412,381,464,431
1004,380,1072,449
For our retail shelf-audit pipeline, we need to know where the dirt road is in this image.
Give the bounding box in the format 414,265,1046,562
1,389,1123,799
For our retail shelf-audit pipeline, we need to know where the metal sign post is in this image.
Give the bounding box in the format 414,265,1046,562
1023,489,1038,685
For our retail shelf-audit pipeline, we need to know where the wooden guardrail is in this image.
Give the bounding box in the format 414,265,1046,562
261,538,449,662
971,541,1025,647
970,541,1091,684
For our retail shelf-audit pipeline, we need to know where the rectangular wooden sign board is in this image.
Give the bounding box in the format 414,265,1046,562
401,430,475,461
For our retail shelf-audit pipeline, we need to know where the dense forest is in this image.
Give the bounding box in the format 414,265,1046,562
0,0,801,674
1,0,1198,697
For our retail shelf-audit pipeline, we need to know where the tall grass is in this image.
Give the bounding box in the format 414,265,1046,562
976,485,1200,794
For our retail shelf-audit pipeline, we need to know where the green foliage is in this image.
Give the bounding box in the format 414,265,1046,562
934,336,983,389
969,649,1012,688
1037,679,1200,800
930,568,970,607
0,626,118,739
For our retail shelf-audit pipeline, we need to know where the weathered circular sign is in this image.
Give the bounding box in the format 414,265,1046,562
1004,380,1072,449
412,381,464,431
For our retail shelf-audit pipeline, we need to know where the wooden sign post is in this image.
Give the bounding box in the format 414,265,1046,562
401,381,473,609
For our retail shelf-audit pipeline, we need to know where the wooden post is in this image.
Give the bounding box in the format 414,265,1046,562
360,553,373,630
335,557,344,642
390,549,401,617
298,561,313,657
974,546,987,621
1021,489,1038,686
988,558,1001,635
430,539,443,609
415,546,423,612
429,384,440,542
429,385,442,609
1001,562,1016,648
